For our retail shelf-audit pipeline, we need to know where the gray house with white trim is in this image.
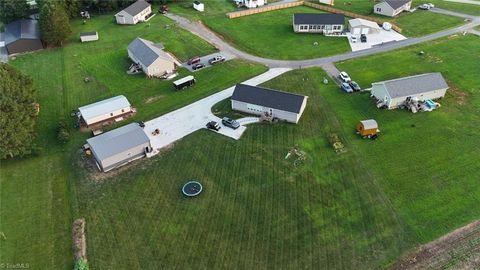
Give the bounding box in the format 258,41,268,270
231,84,308,124
115,0,152,25
374,0,412,17
127,37,180,77
293,13,344,34
371,73,449,109
86,123,151,172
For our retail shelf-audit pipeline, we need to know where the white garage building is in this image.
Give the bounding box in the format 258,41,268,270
86,123,152,172
348,18,381,35
115,0,152,25
371,73,449,109
231,84,308,124
78,95,134,128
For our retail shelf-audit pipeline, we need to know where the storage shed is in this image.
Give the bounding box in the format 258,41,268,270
348,18,381,35
356,119,379,137
193,1,204,12
115,0,152,25
86,123,151,172
374,0,412,17
78,95,134,128
80,32,99,42
371,73,449,109
4,19,44,55
231,84,308,124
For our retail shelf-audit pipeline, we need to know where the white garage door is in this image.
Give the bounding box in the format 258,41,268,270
352,28,361,35
361,28,370,35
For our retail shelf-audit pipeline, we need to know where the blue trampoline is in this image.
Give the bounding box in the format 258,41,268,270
182,181,203,197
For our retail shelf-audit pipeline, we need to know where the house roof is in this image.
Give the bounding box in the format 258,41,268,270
231,84,307,113
293,13,345,25
127,37,178,67
120,0,151,16
80,31,98,37
348,18,381,29
79,95,131,124
4,19,41,45
383,0,411,10
374,73,448,98
87,123,150,161
360,119,378,129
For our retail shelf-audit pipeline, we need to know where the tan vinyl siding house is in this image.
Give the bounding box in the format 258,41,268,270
115,0,152,25
127,37,180,77
374,0,412,17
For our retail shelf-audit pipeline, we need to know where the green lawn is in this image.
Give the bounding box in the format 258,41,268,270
0,13,267,269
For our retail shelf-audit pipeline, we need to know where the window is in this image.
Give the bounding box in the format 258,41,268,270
110,113,113,116
121,109,124,113
333,25,341,30
309,25,313,30
376,8,381,12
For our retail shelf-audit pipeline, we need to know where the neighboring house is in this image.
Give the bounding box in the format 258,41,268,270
193,1,204,12
371,73,449,109
78,95,135,128
115,0,152,25
348,18,381,35
86,123,152,172
374,0,412,17
293,13,345,35
4,19,44,55
231,84,308,124
80,32,99,43
127,37,180,78
233,0,266,9
319,0,334,5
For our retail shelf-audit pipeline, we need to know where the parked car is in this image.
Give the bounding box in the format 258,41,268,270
341,83,353,93
419,3,431,10
206,121,221,131
208,55,226,65
192,63,205,70
187,56,201,65
350,36,357,43
339,71,351,82
349,81,361,92
222,117,240,129
360,34,367,43
427,3,434,8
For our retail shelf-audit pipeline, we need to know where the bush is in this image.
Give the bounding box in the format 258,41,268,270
74,258,89,270
57,121,70,143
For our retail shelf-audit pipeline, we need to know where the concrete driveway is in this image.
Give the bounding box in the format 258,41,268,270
143,68,291,156
346,29,407,52
182,51,236,72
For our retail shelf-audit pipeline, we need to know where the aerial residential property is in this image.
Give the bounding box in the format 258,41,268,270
2,0,480,269
374,0,413,17
292,13,345,35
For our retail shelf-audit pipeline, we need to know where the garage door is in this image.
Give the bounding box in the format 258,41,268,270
361,28,370,35
353,28,361,35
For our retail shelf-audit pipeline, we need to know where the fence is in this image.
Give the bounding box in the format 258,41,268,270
226,1,304,19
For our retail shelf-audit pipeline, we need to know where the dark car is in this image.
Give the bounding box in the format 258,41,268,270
222,117,240,129
206,121,221,131
187,56,201,65
208,55,226,65
349,81,361,91
192,63,205,70
341,82,353,93
360,34,367,43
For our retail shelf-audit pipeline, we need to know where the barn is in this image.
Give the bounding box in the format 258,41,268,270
4,19,44,55
115,0,152,25
78,95,134,128
80,32,99,43
231,84,308,124
127,37,180,77
348,18,381,35
371,73,449,109
86,123,151,172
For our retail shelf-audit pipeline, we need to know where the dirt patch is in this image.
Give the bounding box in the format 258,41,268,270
144,94,165,104
72,218,87,260
389,220,480,270
447,84,468,106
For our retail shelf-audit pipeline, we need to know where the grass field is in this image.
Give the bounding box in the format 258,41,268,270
0,13,267,269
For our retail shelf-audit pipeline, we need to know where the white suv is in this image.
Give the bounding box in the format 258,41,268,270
339,72,351,82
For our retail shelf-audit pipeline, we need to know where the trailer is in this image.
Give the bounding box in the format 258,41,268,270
173,75,196,90
193,1,204,12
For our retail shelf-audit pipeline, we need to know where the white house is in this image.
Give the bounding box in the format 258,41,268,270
80,32,99,42
374,0,412,17
231,84,308,124
193,1,204,12
115,0,152,25
348,18,381,35
127,37,181,78
233,0,266,9
293,13,345,35
78,95,134,128
371,73,449,109
86,123,152,172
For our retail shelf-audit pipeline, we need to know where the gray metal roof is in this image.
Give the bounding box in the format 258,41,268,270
122,0,151,16
232,84,307,113
384,0,411,10
4,19,41,45
293,13,345,25
360,119,378,130
87,123,150,161
79,95,131,125
375,73,448,98
127,37,176,67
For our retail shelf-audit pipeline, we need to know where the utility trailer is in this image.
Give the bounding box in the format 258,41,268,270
173,76,196,90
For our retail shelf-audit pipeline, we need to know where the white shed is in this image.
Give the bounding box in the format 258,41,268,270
371,73,449,109
115,0,152,25
78,95,133,127
374,0,412,17
348,18,381,35
80,32,99,42
231,84,308,124
193,1,204,12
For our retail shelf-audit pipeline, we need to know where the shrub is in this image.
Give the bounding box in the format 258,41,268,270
57,121,70,143
74,258,89,270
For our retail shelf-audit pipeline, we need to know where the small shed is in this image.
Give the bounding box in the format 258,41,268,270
78,95,133,128
80,32,99,42
193,1,204,12
356,119,379,137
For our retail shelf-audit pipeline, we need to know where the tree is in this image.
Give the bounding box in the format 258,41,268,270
39,1,72,47
0,64,38,159
60,0,82,18
0,0,31,24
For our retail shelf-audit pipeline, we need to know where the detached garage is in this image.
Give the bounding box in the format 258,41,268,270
231,84,308,124
4,19,44,55
348,18,381,35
